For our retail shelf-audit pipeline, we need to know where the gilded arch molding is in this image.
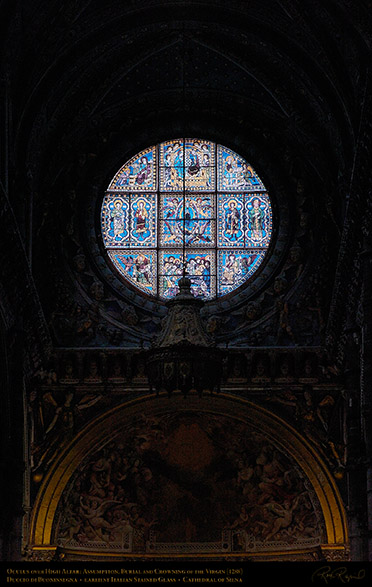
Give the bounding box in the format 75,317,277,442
28,393,348,560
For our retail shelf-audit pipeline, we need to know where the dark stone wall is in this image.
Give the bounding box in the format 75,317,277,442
0,0,371,561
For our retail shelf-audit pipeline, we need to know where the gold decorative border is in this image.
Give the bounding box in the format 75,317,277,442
29,393,348,554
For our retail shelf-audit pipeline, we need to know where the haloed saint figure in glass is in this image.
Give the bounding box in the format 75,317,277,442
134,200,148,234
225,200,241,241
250,198,264,241
101,139,273,299
111,200,125,238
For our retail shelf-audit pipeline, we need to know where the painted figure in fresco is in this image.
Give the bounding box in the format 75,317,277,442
107,508,134,543
136,156,152,186
134,200,148,234
111,200,125,238
249,198,264,241
225,200,241,240
276,298,295,345
255,447,291,505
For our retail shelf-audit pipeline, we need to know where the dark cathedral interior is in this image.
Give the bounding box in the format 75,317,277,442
1,0,372,567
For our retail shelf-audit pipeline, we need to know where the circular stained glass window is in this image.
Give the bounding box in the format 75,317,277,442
101,139,273,300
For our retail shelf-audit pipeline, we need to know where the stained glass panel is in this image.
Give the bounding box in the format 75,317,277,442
159,251,185,298
185,250,215,299
159,165,184,191
245,193,273,247
185,166,214,191
217,250,266,295
159,219,184,247
159,195,184,219
217,194,245,247
130,194,157,247
159,219,215,248
159,140,184,191
108,147,156,191
217,145,264,192
101,195,130,247
185,139,215,169
185,140,215,191
101,139,273,300
108,250,157,295
185,195,214,219
185,219,215,248
184,195,215,247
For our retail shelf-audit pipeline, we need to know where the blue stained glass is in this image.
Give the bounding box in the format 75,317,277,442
160,219,184,247
159,140,185,191
217,146,265,192
184,140,215,191
246,194,272,247
184,139,215,191
101,139,273,300
185,250,215,299
185,220,215,248
159,251,185,298
160,140,184,167
160,195,214,220
159,219,215,248
108,147,156,191
218,250,266,295
185,195,214,219
130,195,157,247
160,166,184,191
101,195,130,247
160,195,184,219
185,139,215,169
217,194,245,247
185,167,214,191
161,274,181,298
108,250,157,295
184,195,215,247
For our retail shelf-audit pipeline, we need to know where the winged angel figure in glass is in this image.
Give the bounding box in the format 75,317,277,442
101,139,273,299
